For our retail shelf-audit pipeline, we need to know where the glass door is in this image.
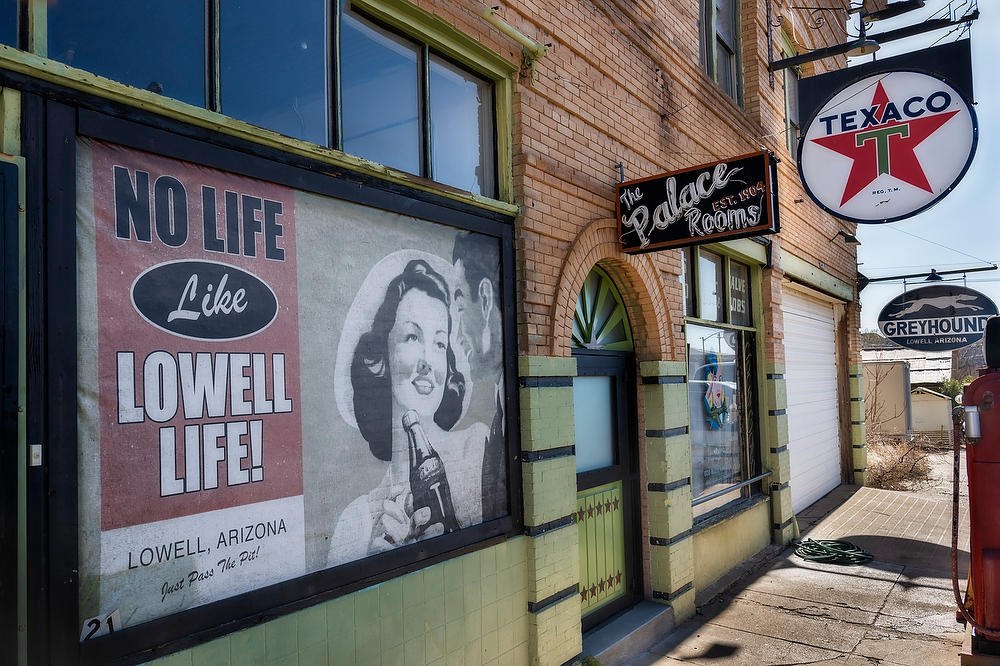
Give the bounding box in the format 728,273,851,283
572,266,639,629
574,352,640,629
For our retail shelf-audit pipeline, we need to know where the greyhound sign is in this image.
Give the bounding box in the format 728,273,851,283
877,285,997,351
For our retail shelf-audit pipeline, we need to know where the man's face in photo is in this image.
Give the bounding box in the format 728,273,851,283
452,258,491,363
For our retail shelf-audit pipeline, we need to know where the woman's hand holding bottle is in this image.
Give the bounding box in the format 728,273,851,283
370,489,444,549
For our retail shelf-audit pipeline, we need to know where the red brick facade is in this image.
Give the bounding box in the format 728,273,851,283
408,0,861,364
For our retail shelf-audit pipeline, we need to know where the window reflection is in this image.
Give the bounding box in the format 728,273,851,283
687,323,745,516
697,251,724,321
429,55,495,197
48,1,206,108
340,11,421,176
220,0,328,145
0,0,16,47
573,376,616,473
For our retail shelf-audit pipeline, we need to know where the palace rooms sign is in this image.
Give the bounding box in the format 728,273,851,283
617,151,779,254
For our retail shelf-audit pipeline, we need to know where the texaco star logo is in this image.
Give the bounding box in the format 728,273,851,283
798,71,977,224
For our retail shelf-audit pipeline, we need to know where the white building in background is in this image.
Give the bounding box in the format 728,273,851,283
910,387,955,446
861,344,951,388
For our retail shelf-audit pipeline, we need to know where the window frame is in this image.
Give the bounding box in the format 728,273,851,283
340,4,499,198
337,8,426,177
214,0,333,146
332,0,515,201
38,0,515,203
682,246,764,520
700,0,742,104
780,31,801,155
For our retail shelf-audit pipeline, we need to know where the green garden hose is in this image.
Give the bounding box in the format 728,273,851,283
794,538,873,565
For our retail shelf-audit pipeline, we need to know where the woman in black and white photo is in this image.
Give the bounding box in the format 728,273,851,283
328,257,488,565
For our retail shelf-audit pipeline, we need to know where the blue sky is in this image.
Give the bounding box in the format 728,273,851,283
844,1,995,330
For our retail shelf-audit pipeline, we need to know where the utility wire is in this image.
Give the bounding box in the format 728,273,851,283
864,277,1000,285
865,262,996,271
877,226,995,266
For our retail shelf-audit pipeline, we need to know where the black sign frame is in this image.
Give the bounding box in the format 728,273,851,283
10,69,523,666
616,151,779,254
797,40,974,130
795,40,978,226
877,284,998,352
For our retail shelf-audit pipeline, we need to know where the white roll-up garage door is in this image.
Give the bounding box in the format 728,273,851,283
782,286,843,513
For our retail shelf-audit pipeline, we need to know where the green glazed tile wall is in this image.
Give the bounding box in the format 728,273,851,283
147,538,529,666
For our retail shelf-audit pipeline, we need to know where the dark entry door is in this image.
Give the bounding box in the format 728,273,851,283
574,349,640,631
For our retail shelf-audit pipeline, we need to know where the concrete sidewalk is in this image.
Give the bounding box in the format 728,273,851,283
624,484,972,665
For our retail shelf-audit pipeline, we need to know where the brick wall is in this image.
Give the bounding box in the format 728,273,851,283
395,0,859,364
409,0,863,645
412,0,860,363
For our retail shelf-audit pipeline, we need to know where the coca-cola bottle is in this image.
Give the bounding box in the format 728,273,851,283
402,410,459,533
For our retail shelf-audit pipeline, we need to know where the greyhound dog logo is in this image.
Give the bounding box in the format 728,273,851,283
889,294,983,318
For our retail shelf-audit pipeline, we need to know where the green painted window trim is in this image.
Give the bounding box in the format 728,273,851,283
700,0,743,105
348,0,517,204
779,250,855,302
713,238,767,266
779,30,799,70
352,0,516,79
8,0,518,211
780,30,800,155
28,0,45,57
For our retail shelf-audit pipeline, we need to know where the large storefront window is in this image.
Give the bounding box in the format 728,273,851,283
219,0,329,145
48,1,207,107
0,0,16,47
45,1,499,198
684,249,760,518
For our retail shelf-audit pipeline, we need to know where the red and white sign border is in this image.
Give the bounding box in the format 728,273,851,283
796,68,978,225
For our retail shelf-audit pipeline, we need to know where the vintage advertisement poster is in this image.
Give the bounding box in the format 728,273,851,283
295,191,507,571
77,139,507,632
78,139,305,630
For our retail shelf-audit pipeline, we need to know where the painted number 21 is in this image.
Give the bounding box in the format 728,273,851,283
80,609,121,641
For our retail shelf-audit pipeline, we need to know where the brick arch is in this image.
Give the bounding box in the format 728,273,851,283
549,218,673,360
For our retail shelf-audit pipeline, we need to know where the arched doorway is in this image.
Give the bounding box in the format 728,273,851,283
572,266,641,630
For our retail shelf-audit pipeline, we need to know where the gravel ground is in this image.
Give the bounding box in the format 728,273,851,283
905,444,969,503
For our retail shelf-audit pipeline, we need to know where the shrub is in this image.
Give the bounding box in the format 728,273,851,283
865,434,932,491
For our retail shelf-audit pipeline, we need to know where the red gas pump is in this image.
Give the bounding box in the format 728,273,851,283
959,317,1000,655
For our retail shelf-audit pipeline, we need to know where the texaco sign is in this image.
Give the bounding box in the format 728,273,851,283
798,70,977,224
877,284,997,352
